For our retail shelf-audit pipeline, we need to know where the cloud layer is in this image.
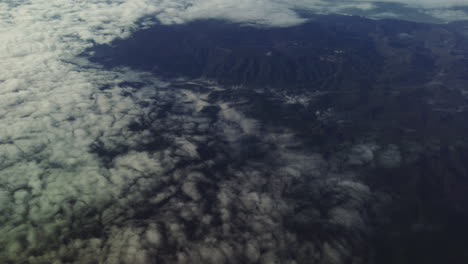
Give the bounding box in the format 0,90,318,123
0,0,377,262
149,0,468,26
373,0,468,8
0,0,462,263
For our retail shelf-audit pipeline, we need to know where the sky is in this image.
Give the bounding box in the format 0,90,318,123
0,0,462,263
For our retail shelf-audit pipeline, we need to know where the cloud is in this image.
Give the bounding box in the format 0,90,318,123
158,0,309,27
371,0,468,9
0,0,441,263
423,9,468,21
149,0,468,26
0,1,375,260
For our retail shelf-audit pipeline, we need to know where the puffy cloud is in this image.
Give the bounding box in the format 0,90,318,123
0,0,413,263
347,144,378,166
157,0,309,27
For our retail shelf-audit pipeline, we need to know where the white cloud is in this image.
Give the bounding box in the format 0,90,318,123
0,0,174,261
0,0,406,263
424,9,468,21
369,0,468,9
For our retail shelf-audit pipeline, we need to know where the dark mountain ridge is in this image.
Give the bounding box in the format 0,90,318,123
86,14,468,264
89,16,383,91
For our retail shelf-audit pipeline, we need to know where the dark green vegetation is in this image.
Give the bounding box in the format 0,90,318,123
88,15,468,264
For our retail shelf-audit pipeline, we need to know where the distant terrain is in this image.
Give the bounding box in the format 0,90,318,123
86,15,468,263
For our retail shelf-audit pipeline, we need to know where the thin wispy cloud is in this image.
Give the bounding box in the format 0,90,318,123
150,0,468,26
